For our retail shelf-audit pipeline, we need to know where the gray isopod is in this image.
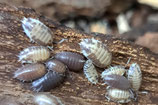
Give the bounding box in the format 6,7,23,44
103,74,131,90
79,38,112,68
83,59,98,84
18,46,50,63
21,17,53,45
54,51,85,72
105,87,134,103
127,63,142,91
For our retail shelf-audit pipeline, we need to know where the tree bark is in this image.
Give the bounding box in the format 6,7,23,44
0,3,158,105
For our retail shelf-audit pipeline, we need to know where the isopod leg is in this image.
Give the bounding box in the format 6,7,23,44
129,89,137,101
30,38,35,43
106,86,111,90
105,92,111,102
117,99,131,104
138,90,148,94
53,38,68,44
46,46,53,51
124,57,131,68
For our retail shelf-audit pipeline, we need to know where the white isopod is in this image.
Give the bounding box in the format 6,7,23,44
21,17,53,45
83,59,98,84
127,63,142,91
18,46,50,63
105,86,134,103
79,38,112,68
101,57,131,78
34,92,64,105
101,66,126,78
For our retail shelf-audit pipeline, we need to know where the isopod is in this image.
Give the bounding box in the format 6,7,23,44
32,60,66,92
83,59,98,84
105,87,134,103
14,63,46,82
101,66,126,78
54,52,85,72
18,46,50,63
79,38,112,68
21,17,53,45
31,70,65,92
45,59,67,73
101,58,131,78
34,92,64,105
127,63,142,91
103,74,131,90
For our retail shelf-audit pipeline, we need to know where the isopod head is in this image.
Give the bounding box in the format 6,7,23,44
34,92,64,105
54,51,85,72
127,63,142,91
14,63,46,82
79,38,112,68
21,17,53,45
18,46,50,63
105,87,134,103
83,59,98,84
101,66,126,78
103,74,131,90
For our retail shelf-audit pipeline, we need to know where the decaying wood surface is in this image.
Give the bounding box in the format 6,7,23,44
0,3,158,105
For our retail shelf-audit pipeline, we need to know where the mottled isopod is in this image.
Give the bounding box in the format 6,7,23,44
127,63,142,91
21,17,53,45
18,46,50,63
83,59,98,84
105,87,134,103
54,52,85,72
101,66,126,78
34,92,64,105
14,63,46,82
32,60,66,92
103,74,131,90
79,38,112,68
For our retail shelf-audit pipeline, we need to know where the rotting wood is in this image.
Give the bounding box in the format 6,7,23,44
0,3,158,105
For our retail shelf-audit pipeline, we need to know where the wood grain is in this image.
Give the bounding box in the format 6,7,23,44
0,3,158,105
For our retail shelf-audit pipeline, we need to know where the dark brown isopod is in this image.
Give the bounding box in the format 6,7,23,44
14,63,46,82
103,74,131,90
31,71,65,92
54,51,85,72
32,59,66,92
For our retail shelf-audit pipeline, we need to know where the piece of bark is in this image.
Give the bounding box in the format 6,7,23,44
135,32,158,54
0,3,158,105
